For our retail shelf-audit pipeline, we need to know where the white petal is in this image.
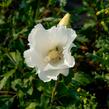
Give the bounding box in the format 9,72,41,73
38,70,59,82
64,28,77,50
60,69,69,76
44,62,67,71
63,49,75,67
28,24,52,55
48,26,68,47
24,48,47,69
27,24,77,56
37,69,69,82
48,25,77,49
24,49,34,67
28,24,45,44
37,70,51,82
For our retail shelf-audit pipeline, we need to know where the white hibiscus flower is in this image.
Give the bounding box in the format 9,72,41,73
24,15,77,82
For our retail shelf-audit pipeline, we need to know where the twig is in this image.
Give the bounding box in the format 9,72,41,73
0,90,16,95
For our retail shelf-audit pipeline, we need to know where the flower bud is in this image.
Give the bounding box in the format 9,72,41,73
58,13,71,27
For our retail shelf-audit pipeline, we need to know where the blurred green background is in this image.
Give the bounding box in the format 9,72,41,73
0,0,109,109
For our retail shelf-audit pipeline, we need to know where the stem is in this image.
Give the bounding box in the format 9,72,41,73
0,90,16,95
50,76,60,105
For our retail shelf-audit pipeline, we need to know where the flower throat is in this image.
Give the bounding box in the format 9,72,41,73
45,47,63,64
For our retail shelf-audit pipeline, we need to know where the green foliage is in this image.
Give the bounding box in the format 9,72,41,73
0,0,109,109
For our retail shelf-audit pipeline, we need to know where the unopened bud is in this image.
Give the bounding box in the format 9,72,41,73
58,13,71,27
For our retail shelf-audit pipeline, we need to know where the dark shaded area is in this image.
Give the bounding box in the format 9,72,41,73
85,78,109,109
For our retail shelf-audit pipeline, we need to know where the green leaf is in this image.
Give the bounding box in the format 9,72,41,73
25,102,37,109
83,20,96,30
0,77,8,90
0,69,15,90
105,73,109,80
0,95,15,109
6,50,22,66
73,72,92,86
27,87,33,95
11,79,22,91
0,0,12,7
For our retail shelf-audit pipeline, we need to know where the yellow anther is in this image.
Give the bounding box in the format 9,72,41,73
44,47,63,64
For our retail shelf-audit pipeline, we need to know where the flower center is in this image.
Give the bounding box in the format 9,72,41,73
44,47,63,64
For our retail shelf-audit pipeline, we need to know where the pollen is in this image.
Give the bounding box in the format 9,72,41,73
44,47,63,64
